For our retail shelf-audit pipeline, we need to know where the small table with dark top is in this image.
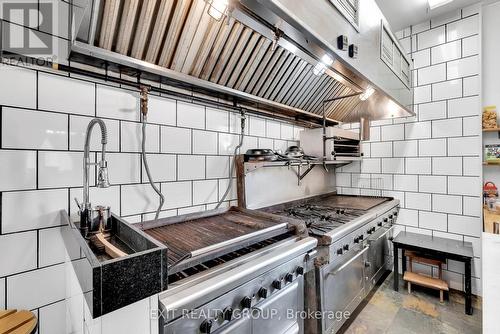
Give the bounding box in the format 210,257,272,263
392,231,474,315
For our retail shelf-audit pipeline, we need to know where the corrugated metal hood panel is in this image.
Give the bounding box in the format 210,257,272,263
72,0,413,123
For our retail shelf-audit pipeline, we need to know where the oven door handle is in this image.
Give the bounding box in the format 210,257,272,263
329,246,369,276
373,225,395,242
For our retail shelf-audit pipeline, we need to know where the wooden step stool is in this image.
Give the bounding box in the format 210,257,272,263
403,250,449,302
0,310,37,334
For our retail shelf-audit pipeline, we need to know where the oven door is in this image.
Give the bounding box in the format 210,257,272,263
252,277,303,334
319,246,369,333
366,225,394,291
215,315,251,334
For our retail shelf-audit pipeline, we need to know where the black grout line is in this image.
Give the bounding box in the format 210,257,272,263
67,114,70,149
0,106,2,149
35,151,39,189
36,229,40,268
35,71,39,110
0,192,2,235
0,102,302,137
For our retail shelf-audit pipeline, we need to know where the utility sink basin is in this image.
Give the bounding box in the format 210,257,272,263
61,211,168,318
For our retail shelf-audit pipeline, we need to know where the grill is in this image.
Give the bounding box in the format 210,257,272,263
139,206,299,274
89,0,362,121
166,234,291,283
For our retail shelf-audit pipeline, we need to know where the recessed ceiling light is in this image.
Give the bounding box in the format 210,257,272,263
428,0,453,10
313,62,326,76
359,86,375,101
312,54,333,76
207,0,229,21
321,54,333,66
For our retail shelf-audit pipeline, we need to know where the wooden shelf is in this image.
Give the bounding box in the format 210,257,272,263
483,128,500,132
483,162,500,166
484,208,500,234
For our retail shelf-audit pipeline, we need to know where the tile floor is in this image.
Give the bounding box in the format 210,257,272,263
340,273,482,334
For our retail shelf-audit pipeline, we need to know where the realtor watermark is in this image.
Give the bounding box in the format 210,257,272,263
1,1,57,66
150,308,351,322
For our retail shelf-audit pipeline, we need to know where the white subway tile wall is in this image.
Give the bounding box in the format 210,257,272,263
336,8,481,295
0,58,308,332
0,4,483,332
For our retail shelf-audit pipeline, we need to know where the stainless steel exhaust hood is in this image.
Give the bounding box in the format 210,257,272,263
70,0,414,124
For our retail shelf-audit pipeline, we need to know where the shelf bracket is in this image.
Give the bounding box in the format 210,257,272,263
244,161,264,175
295,163,316,185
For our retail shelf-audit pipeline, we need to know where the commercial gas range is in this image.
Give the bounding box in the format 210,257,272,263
260,193,399,334
139,207,317,334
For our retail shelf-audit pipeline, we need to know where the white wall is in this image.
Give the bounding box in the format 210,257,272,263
481,1,500,332
336,3,483,295
0,3,335,334
482,0,500,186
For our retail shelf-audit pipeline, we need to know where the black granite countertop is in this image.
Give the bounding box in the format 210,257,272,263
61,211,168,318
393,231,473,258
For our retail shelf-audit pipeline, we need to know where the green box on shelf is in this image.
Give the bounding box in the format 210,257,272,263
485,145,500,164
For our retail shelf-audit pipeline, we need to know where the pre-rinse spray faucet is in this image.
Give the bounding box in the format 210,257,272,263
78,118,110,232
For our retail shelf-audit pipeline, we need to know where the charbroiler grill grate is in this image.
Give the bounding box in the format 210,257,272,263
167,233,292,284
140,206,298,277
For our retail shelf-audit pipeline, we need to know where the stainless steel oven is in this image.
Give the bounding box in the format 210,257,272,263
318,245,369,333
165,278,303,334
257,194,400,334
159,237,316,334
366,224,394,291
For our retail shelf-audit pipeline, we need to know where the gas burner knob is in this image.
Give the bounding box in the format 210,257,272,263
371,227,376,233
222,307,233,321
343,244,349,251
273,279,283,290
285,273,294,283
367,228,373,234
336,209,340,214
200,319,213,334
340,209,345,214
378,222,383,227
258,287,268,298
393,211,398,217
337,248,343,255
389,214,393,219
384,218,388,223
359,235,364,240
241,296,252,309
354,236,359,243
296,266,305,275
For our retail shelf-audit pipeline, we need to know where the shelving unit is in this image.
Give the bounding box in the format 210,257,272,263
235,155,360,207
483,125,500,234
242,157,360,175
484,208,500,234
483,127,500,138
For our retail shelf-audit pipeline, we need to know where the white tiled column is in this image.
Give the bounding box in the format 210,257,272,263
336,3,483,295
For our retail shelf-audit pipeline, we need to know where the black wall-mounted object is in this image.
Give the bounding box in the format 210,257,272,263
349,44,358,58
337,35,348,51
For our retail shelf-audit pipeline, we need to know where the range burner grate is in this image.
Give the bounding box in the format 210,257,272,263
284,204,365,235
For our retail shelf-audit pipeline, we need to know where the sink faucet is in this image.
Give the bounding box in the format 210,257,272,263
79,118,110,232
